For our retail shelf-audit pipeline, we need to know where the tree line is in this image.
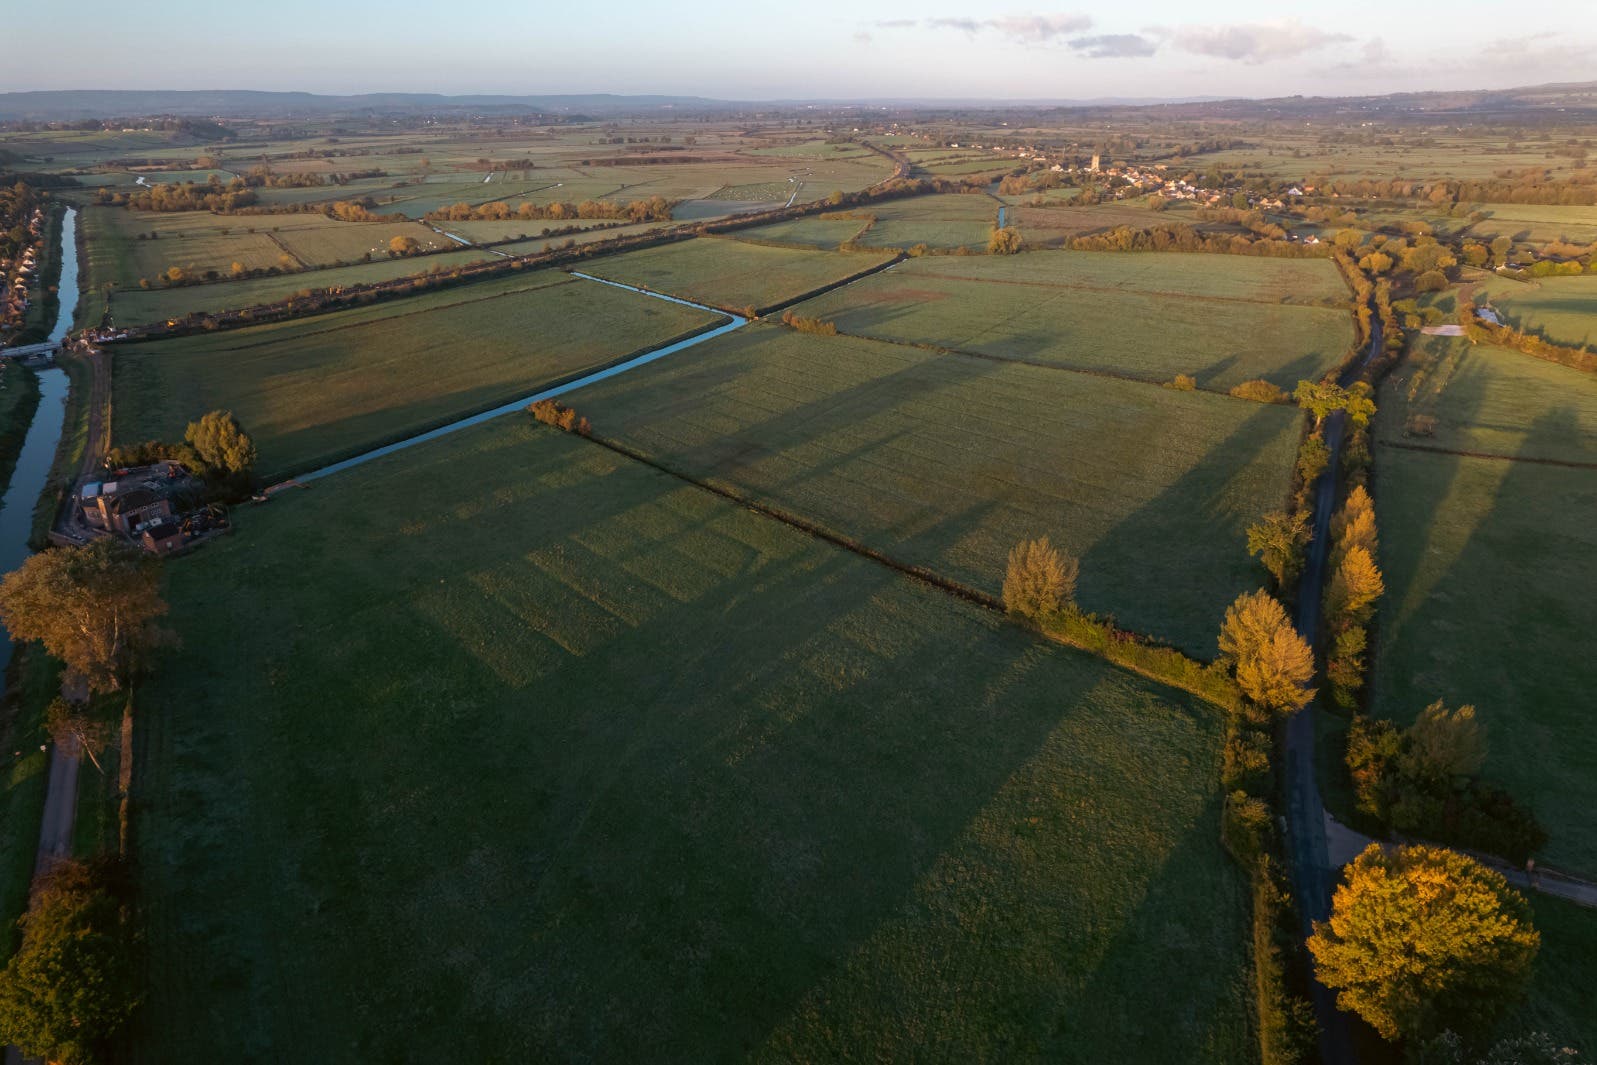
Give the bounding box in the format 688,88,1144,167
425,195,674,224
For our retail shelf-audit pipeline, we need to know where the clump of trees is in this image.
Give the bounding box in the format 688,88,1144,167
528,399,591,436
0,860,140,1065
779,311,837,335
1324,486,1381,707
1164,373,1197,391
1346,702,1547,863
428,196,674,225
1309,844,1539,1042
0,539,172,695
1218,590,1315,719
1229,379,1290,404
1067,223,1326,259
1460,299,1597,376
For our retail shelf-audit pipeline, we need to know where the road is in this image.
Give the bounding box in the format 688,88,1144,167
1283,310,1382,1065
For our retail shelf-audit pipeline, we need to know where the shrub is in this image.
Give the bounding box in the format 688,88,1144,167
987,226,1023,255
528,400,590,436
1230,378,1289,404
1406,413,1438,437
1164,373,1197,391
779,311,837,335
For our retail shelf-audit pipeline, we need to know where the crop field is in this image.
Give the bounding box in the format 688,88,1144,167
1378,335,1597,464
127,420,1249,1064
1473,274,1597,349
574,322,1303,653
575,237,896,312
855,193,1001,250
797,251,1354,389
1464,205,1597,244
110,271,723,476
1373,446,1597,872
107,249,495,326
731,216,873,248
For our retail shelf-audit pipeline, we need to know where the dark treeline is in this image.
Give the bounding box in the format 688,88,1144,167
0,180,44,259
1068,223,1329,258
1312,172,1597,205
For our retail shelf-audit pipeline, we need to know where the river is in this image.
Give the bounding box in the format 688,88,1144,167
0,207,78,672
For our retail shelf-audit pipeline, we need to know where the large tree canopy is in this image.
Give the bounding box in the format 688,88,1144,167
1309,844,1539,1042
0,540,170,694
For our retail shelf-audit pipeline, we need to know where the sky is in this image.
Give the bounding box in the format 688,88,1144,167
6,0,1595,101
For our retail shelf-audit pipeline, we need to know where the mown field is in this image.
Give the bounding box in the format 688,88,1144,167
110,271,723,476
574,322,1302,653
108,249,495,326
1379,335,1597,463
128,420,1250,1064
1473,274,1597,350
798,251,1354,389
1464,204,1597,244
575,237,896,312
855,194,1002,250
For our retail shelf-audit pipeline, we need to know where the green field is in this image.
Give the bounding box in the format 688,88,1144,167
1508,897,1597,1055
107,249,495,326
576,237,895,312
1380,335,1597,464
128,420,1250,1063
574,322,1302,653
1015,202,1181,246
855,194,1002,250
1474,274,1597,350
798,251,1354,389
1465,204,1597,244
733,216,874,248
110,271,723,477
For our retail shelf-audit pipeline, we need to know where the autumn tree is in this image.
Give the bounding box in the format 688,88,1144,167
0,540,171,695
988,226,1023,255
1218,590,1315,716
1246,511,1310,589
1293,380,1350,425
1002,536,1078,621
388,234,420,257
0,861,140,1065
1309,844,1539,1042
1325,545,1384,626
1402,701,1486,786
184,409,257,479
45,698,111,775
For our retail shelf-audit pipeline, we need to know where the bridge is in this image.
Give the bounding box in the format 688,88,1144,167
0,340,60,360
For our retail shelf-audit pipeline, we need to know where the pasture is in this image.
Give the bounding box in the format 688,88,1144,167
110,271,723,476
1015,202,1179,246
731,215,874,248
127,420,1250,1064
1378,335,1597,464
574,237,896,312
855,193,1002,250
574,322,1303,653
106,249,495,326
797,251,1354,389
1474,273,1597,350
1465,204,1597,245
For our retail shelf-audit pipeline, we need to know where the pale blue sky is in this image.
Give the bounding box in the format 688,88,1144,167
7,0,1594,100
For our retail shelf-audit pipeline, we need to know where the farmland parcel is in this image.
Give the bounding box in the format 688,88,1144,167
129,422,1250,1063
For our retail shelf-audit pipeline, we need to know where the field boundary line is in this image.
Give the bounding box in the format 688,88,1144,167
565,426,1236,711
1376,439,1597,470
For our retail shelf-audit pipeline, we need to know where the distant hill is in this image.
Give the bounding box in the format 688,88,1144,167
2,82,1595,122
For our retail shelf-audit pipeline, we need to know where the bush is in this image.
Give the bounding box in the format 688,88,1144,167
987,226,1023,255
779,310,837,335
528,400,590,436
1164,373,1197,391
1230,378,1289,404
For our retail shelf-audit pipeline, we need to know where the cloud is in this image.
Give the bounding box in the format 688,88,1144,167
854,30,874,45
1169,20,1352,63
874,12,1092,44
1066,33,1157,59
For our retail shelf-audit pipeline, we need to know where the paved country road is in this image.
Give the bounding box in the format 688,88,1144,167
1284,309,1384,1065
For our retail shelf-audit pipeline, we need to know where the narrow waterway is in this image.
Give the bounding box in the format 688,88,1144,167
0,207,79,671
300,274,747,482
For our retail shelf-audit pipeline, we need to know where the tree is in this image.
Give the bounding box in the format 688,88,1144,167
1218,590,1315,715
388,234,420,257
1402,701,1486,785
1309,844,1539,1042
1326,545,1384,625
45,698,111,775
183,409,257,478
1297,436,1331,485
1246,511,1310,588
1002,536,1077,621
0,862,139,1065
1344,382,1377,429
1294,380,1349,424
0,540,171,695
987,226,1022,255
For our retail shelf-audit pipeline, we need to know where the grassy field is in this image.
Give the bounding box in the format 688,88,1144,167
576,237,896,312
1507,896,1597,1055
1373,445,1597,873
1474,274,1597,350
732,216,874,248
855,194,1002,250
1464,205,1597,244
127,420,1250,1064
1378,335,1597,464
110,271,723,477
107,249,495,326
1015,202,1179,247
574,322,1302,653
797,251,1354,389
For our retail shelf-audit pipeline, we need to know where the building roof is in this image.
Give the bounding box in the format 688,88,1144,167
143,520,182,541
108,488,160,514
